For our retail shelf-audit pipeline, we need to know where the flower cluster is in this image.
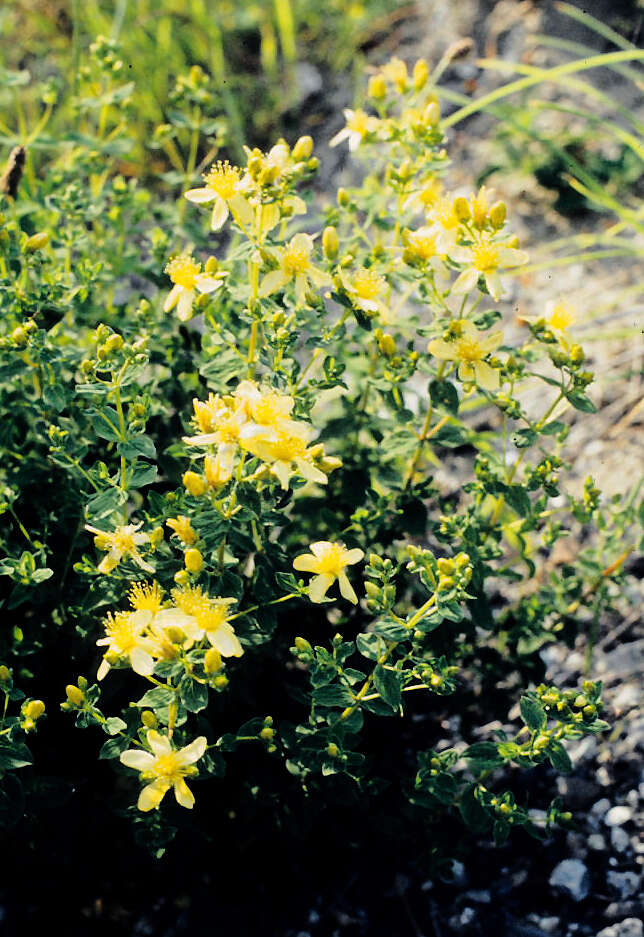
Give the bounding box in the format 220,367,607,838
183,379,340,491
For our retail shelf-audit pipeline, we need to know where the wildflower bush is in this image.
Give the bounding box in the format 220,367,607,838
0,49,641,864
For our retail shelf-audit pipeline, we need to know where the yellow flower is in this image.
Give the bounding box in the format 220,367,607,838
403,176,444,214
339,267,387,316
120,730,207,811
172,586,242,656
128,580,164,614
184,160,253,231
166,516,197,545
428,320,503,391
163,254,226,322
96,610,158,680
86,522,153,574
426,197,463,254
259,233,331,305
204,448,235,488
293,541,364,604
240,422,328,490
233,380,295,427
329,109,379,151
380,57,409,92
450,240,528,300
546,300,576,332
183,394,246,448
404,227,438,263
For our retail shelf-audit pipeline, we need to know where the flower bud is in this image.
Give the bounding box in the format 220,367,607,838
327,742,340,758
569,344,584,365
174,569,190,586
337,187,350,207
260,726,274,740
184,548,204,573
322,225,339,260
141,710,157,728
413,59,429,91
423,101,440,126
489,201,507,228
292,135,313,161
182,471,206,497
368,75,387,100
294,637,311,652
65,685,84,706
204,647,222,674
23,699,45,720
452,197,470,222
0,665,11,683
214,674,228,689
377,332,396,357
24,231,50,252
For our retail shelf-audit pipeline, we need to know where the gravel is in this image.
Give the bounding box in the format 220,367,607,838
549,859,591,902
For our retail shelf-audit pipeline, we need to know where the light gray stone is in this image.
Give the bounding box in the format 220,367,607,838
596,918,643,937
606,871,640,899
611,827,631,853
549,859,590,902
605,806,633,827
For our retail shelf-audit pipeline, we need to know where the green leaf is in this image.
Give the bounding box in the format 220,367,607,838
464,742,503,771
512,428,537,449
313,685,354,708
458,785,491,833
429,379,459,415
135,686,175,709
373,665,401,710
372,619,409,641
520,695,546,731
433,424,466,448
548,742,573,774
541,420,566,436
565,390,597,413
120,436,156,460
179,677,209,713
129,462,158,489
104,716,127,736
99,736,129,760
505,485,531,517
0,741,32,770
356,632,386,660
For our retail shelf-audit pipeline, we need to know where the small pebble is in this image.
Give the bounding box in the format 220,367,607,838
540,917,560,933
611,827,630,853
592,798,612,817
549,859,590,902
588,833,607,851
596,918,643,937
606,870,640,899
606,806,633,827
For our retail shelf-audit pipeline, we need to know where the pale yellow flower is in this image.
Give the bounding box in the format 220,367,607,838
450,241,528,300
404,227,439,263
166,516,197,545
120,730,207,811
86,522,153,575
240,422,328,490
96,610,158,680
293,541,364,604
163,255,225,322
172,586,242,656
233,380,295,427
259,233,331,305
330,109,379,151
184,160,253,231
204,448,235,489
183,394,246,448
402,177,444,215
428,320,503,391
426,197,463,254
546,300,576,333
339,267,387,316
